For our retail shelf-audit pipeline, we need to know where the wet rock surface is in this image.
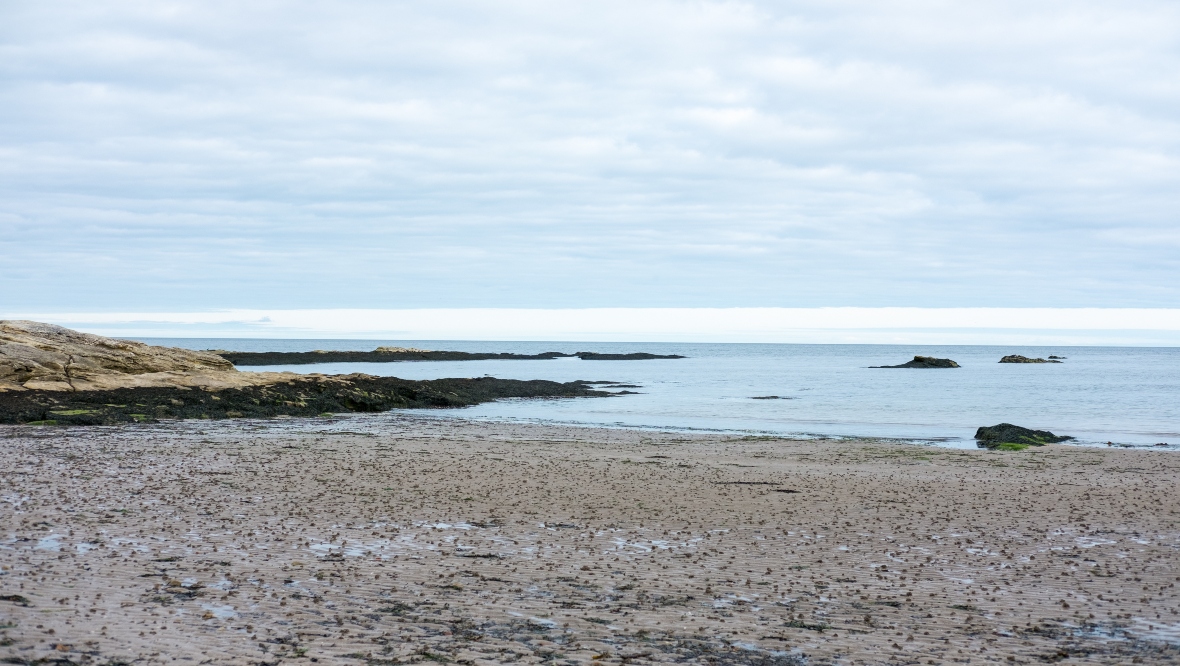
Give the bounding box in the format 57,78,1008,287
871,355,961,368
0,375,609,425
2,419,1179,665
1000,355,1062,364
975,422,1074,449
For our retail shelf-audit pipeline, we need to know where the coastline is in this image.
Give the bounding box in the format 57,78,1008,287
3,416,1179,664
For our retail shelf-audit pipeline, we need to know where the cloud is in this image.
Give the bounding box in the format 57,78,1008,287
13,307,1180,346
0,0,1177,311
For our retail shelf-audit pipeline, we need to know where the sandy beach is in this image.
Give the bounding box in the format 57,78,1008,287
3,415,1180,665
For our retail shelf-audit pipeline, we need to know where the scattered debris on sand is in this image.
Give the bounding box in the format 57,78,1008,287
2,418,1177,664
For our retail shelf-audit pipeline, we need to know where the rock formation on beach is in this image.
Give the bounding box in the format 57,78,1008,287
871,355,960,368
0,321,614,424
0,374,608,426
975,422,1073,449
217,349,686,365
0,320,274,392
999,355,1062,363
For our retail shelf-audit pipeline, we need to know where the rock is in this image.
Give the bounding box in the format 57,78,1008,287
975,423,1073,450
0,321,283,392
999,355,1061,364
871,356,960,368
573,352,685,360
220,349,686,365
0,375,611,425
1048,355,1066,359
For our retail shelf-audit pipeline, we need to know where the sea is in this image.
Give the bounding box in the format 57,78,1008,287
141,339,1180,448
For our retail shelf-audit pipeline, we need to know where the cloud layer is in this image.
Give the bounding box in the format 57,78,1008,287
15,308,1180,346
2,1,1178,310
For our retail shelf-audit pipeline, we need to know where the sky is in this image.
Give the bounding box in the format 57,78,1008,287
2,1,1179,337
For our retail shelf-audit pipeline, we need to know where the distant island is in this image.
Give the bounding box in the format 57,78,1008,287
215,349,686,365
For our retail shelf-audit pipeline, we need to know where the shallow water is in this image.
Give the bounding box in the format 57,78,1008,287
144,339,1180,446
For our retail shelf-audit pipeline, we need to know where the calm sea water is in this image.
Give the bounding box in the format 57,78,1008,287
142,339,1180,447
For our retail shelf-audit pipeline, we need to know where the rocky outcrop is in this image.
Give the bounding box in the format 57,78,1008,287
0,321,282,392
999,355,1061,364
871,356,960,368
218,349,686,366
0,322,621,424
0,374,610,425
975,423,1073,449
573,352,685,360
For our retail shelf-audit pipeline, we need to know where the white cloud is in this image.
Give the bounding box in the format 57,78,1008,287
0,0,1177,310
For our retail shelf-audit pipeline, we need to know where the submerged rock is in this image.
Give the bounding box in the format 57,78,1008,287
999,355,1061,364
975,423,1073,450
871,356,960,369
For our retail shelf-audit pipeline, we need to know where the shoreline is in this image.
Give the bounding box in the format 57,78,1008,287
3,417,1179,664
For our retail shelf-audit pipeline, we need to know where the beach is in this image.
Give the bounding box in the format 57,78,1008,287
3,415,1180,665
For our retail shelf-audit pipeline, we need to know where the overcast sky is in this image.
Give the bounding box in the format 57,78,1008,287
2,0,1178,312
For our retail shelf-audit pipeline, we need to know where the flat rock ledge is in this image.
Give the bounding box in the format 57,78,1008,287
0,374,608,426
999,355,1062,363
218,350,686,365
871,355,960,368
975,423,1073,450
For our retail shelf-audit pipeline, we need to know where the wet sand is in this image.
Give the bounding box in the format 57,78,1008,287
3,415,1180,665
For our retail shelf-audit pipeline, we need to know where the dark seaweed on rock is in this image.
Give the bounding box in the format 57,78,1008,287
217,350,684,365
871,356,960,368
999,355,1062,363
975,423,1073,449
0,375,609,426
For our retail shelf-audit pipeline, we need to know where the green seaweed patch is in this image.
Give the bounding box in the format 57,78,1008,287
50,409,97,416
996,442,1030,451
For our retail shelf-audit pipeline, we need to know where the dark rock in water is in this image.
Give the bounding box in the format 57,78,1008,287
573,352,685,360
871,356,960,369
0,375,610,426
975,423,1073,450
218,349,684,365
751,395,791,400
1048,355,1066,359
999,355,1061,364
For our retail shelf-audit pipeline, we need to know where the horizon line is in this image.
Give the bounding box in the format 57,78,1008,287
7,307,1180,346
